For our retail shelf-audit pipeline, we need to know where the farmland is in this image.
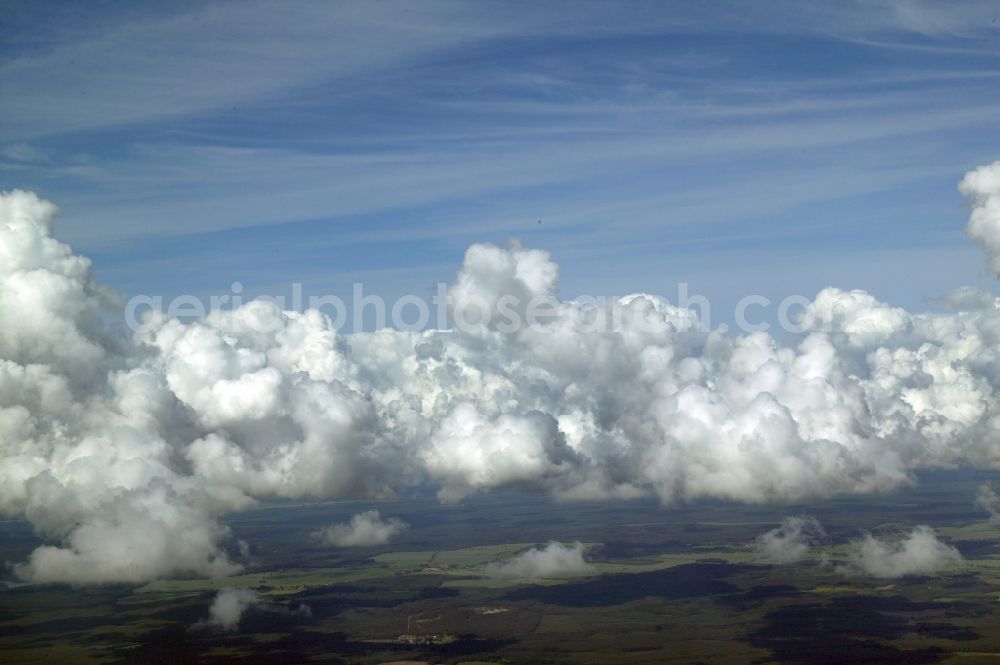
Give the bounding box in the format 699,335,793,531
2,470,1000,663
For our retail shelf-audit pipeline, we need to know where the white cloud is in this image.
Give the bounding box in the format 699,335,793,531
755,516,826,563
196,588,260,632
486,541,595,579
312,510,407,547
13,489,243,585
842,526,964,578
960,160,1000,276
2,160,1000,583
194,588,311,632
976,483,1000,523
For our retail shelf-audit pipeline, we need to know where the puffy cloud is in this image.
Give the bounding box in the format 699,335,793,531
799,288,909,349
421,405,577,503
754,516,826,563
447,240,560,333
13,485,242,585
976,483,1000,523
194,588,311,631
196,589,261,631
312,509,407,547
486,541,595,578
0,190,116,390
960,160,1000,276
842,526,963,578
3,161,1000,584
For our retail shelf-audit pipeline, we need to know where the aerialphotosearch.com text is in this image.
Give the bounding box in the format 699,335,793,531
124,282,819,336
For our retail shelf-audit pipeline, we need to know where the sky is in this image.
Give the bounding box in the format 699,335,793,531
2,0,1000,327
5,1,1000,585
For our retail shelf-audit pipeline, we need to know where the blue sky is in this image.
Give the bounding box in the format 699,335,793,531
2,0,999,328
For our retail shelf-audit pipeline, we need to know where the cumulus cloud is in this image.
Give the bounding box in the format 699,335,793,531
976,483,1000,523
312,510,407,547
197,588,261,631
2,161,1000,583
960,160,1000,276
842,526,963,579
486,541,595,578
193,588,311,632
754,516,826,563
